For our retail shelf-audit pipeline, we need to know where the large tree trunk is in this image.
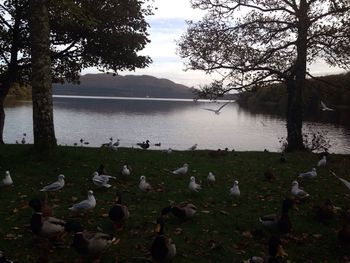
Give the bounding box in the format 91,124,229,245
285,0,308,152
0,84,11,145
29,0,57,152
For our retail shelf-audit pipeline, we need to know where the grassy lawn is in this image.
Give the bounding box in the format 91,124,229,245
0,145,349,262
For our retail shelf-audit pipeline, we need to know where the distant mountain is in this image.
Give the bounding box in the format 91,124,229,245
53,74,196,98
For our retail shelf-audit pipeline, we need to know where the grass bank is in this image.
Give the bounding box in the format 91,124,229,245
0,145,349,262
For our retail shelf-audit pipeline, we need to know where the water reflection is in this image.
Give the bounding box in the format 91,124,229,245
4,96,350,153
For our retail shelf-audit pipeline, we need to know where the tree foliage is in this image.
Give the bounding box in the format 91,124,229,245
178,0,350,151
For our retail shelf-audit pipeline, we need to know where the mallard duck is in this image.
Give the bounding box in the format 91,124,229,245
69,190,96,213
29,198,66,240
40,174,65,192
92,172,116,188
172,163,188,175
298,168,317,179
317,156,327,167
1,171,13,186
291,181,309,199
161,201,197,220
188,176,201,192
247,235,288,263
65,221,116,262
108,192,129,230
207,172,216,183
139,176,152,192
229,180,240,197
259,198,294,234
150,217,176,263
313,198,336,224
137,140,150,149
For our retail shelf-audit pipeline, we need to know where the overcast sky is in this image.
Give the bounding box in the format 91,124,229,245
82,0,345,87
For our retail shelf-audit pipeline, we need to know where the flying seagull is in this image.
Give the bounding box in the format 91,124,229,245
202,101,231,115
331,171,350,191
321,101,335,111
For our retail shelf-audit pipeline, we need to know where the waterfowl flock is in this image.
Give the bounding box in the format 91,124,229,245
0,148,349,262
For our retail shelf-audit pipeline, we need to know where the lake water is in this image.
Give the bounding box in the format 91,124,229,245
4,96,350,153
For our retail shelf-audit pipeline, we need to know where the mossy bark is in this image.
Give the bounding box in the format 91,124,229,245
29,0,57,153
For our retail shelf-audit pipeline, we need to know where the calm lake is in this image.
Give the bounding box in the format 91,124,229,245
4,96,350,153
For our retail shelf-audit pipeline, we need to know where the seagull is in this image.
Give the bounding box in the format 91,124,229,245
139,176,152,192
331,171,350,191
298,168,317,179
188,176,201,192
172,163,189,175
229,180,240,197
121,164,131,176
40,174,65,192
317,156,327,167
92,171,116,188
207,172,216,183
188,144,197,151
1,171,13,186
69,190,96,212
291,181,310,199
321,101,335,111
203,101,231,115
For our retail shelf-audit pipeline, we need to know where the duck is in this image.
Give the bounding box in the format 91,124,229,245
172,163,188,175
188,143,197,151
1,171,13,186
259,198,294,234
161,201,197,220
317,155,327,167
207,172,216,183
291,181,309,199
150,217,176,263
29,198,66,240
154,142,161,147
229,180,240,197
121,164,131,176
92,172,116,188
298,168,317,179
137,140,150,149
188,176,201,193
247,235,288,263
139,176,152,192
65,221,117,262
108,192,129,230
313,198,336,224
40,174,65,192
69,190,96,213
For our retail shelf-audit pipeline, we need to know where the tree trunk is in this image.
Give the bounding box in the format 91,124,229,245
29,0,57,152
285,79,304,151
285,0,308,152
0,84,11,145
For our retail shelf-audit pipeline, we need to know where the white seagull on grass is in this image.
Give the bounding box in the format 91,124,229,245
69,190,96,212
172,163,189,175
291,181,310,199
1,171,13,186
139,176,152,192
229,180,240,197
189,176,201,192
317,156,327,167
203,101,231,115
298,168,317,179
92,172,116,188
40,174,65,192
207,172,216,183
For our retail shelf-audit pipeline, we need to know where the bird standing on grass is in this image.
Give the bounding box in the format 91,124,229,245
109,192,129,230
291,181,309,199
139,176,152,192
188,176,201,193
121,164,131,176
69,190,96,213
161,201,197,221
40,174,65,192
92,172,116,188
172,163,188,175
298,168,317,179
207,172,216,183
137,140,150,149
150,217,176,263
1,171,13,187
317,156,327,167
229,180,240,197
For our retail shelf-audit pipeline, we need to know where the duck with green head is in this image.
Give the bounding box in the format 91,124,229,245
109,192,130,230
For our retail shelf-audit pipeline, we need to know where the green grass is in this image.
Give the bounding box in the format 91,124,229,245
0,145,349,262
